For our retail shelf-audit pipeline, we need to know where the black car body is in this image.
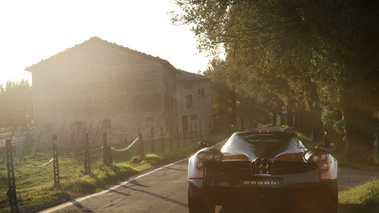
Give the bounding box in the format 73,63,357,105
188,127,338,213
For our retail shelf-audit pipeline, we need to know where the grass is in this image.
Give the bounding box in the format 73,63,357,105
283,125,379,212
2,127,379,213
0,133,230,213
339,179,379,213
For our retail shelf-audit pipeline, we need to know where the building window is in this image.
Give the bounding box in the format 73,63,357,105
198,88,205,98
190,115,199,120
186,95,193,108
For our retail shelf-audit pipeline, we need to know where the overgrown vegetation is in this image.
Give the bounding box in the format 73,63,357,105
339,179,379,213
0,80,32,127
1,125,379,212
171,0,379,164
293,126,379,212
0,133,229,213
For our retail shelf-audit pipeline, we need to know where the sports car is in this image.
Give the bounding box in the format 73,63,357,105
188,127,338,213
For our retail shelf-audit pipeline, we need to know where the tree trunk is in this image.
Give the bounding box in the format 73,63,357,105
342,92,375,164
240,116,244,130
297,107,308,134
311,105,323,144
295,107,303,132
304,109,312,137
279,113,284,125
230,88,237,126
287,103,294,127
272,111,277,126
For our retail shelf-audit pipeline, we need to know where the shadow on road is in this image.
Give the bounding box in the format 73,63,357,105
113,180,188,208
216,203,379,213
161,166,187,172
339,203,379,213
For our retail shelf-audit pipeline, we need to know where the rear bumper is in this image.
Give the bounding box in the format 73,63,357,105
189,171,337,208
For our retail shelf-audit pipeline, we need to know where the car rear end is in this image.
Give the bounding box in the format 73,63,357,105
201,158,327,212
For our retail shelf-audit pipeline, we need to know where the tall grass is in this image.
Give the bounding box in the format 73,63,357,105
284,125,379,212
339,179,379,213
0,132,230,213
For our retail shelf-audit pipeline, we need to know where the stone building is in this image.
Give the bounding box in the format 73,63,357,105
176,70,213,139
25,37,178,145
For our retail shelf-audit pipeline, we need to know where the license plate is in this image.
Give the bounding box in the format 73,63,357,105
241,178,283,187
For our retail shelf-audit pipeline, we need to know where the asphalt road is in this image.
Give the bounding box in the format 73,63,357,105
41,159,191,213
39,158,379,213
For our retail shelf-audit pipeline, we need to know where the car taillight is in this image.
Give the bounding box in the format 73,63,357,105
305,150,331,173
312,155,320,162
321,162,329,171
198,152,205,160
206,153,213,160
196,161,204,169
320,154,328,161
194,151,222,170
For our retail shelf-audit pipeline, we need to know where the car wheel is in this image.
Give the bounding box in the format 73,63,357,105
319,181,338,213
188,190,215,213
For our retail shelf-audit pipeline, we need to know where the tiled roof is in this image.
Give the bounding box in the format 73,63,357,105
176,69,209,81
25,36,177,73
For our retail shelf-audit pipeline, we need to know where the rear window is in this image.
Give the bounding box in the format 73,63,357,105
237,132,305,149
239,132,294,144
241,134,284,143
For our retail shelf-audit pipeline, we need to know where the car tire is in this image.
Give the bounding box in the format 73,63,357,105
319,181,338,213
188,190,215,213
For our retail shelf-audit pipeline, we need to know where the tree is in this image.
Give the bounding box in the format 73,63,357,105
172,0,379,163
0,79,33,127
205,59,238,128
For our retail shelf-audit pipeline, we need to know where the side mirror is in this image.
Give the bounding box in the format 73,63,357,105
197,140,209,148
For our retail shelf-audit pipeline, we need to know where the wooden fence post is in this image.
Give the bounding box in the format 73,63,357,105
190,126,194,143
84,133,91,174
138,129,145,159
169,127,173,151
6,139,19,213
183,132,187,147
52,143,60,188
102,133,109,165
151,128,155,154
107,146,113,164
160,127,164,153
176,131,180,149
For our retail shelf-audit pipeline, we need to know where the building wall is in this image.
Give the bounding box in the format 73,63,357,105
176,79,213,138
29,38,177,145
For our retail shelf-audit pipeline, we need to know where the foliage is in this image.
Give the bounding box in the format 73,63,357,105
339,179,379,213
171,0,379,163
0,133,229,212
0,79,33,128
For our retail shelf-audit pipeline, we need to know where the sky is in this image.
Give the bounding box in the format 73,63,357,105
0,0,210,86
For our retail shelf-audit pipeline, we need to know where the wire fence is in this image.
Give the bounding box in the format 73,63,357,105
13,158,54,169
0,127,204,213
110,137,139,152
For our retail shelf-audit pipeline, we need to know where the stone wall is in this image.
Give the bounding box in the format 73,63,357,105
28,37,178,146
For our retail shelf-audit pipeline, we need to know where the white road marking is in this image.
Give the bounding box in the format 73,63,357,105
39,158,188,213
40,139,227,213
